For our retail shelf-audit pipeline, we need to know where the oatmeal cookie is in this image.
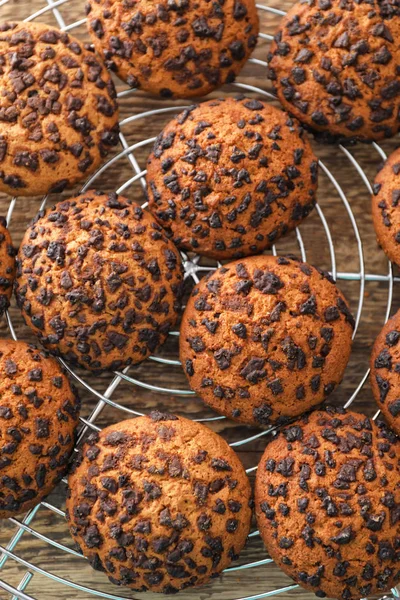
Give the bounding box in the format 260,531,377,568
372,148,400,265
15,191,183,371
86,0,259,98
370,309,400,436
66,411,252,592
267,0,400,142
147,97,318,259
0,216,15,315
0,21,119,196
255,407,400,599
0,339,80,518
180,255,354,426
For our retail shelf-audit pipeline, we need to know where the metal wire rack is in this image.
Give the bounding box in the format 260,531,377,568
0,0,400,598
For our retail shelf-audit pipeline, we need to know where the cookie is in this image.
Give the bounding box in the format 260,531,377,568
66,411,252,592
0,339,80,519
0,216,15,316
255,407,400,600
180,255,354,427
267,0,400,143
86,0,259,99
370,310,400,436
147,97,318,260
371,148,400,265
15,191,183,372
0,21,119,197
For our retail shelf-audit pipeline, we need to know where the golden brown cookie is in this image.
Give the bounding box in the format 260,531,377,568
180,255,354,427
86,0,259,98
0,21,119,197
372,148,400,265
147,97,318,259
15,191,183,372
0,216,15,315
267,0,400,143
370,310,400,436
255,407,400,600
0,339,80,518
66,411,252,592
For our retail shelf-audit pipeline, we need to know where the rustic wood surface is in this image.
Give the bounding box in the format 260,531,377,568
0,0,400,599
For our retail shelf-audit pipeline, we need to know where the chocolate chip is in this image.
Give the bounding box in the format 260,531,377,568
330,526,353,544
386,330,400,346
375,349,392,369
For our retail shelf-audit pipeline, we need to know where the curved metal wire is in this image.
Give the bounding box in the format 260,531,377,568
0,0,397,599
0,578,35,600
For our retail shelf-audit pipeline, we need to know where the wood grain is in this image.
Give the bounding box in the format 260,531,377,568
0,1,399,599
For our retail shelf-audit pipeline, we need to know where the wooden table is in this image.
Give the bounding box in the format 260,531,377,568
0,0,399,598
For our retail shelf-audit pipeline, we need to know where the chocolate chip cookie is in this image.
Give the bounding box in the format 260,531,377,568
147,97,318,259
0,339,80,518
267,0,400,143
0,216,15,316
370,310,400,436
372,147,400,265
66,411,252,592
180,255,354,427
0,21,119,197
15,191,183,372
86,0,259,98
255,407,400,600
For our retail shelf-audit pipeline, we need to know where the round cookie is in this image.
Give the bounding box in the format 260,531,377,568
372,147,400,265
370,310,400,436
255,407,400,599
267,0,400,143
86,0,259,99
0,216,15,316
66,411,252,593
180,255,354,427
15,191,183,372
0,339,80,518
0,21,119,197
147,97,318,260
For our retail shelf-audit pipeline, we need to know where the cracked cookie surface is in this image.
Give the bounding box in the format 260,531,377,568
180,255,354,426
66,411,252,592
0,21,119,197
15,191,183,372
370,309,400,436
0,339,80,518
86,0,259,98
147,97,318,259
267,0,400,142
255,407,400,600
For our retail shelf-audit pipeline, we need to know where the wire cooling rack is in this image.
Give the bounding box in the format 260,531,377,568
0,0,400,599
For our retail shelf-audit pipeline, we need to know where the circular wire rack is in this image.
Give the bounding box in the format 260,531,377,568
0,0,399,599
